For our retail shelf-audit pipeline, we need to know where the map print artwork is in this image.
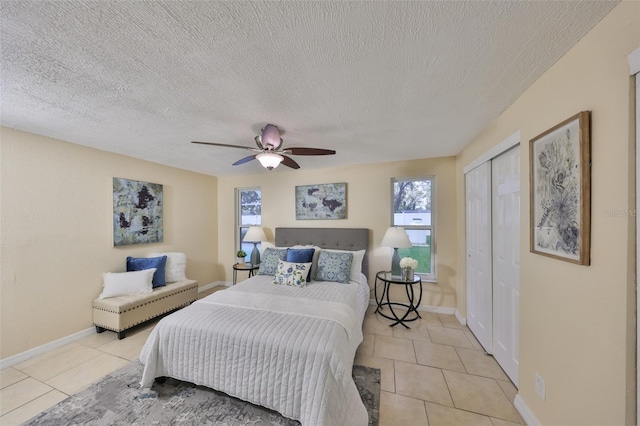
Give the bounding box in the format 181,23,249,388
295,182,346,220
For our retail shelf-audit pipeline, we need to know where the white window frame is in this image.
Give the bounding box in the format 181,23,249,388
236,187,262,257
391,176,436,281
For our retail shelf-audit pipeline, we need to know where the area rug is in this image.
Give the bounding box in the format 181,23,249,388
25,361,380,425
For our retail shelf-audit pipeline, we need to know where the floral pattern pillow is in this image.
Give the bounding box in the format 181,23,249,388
314,250,353,283
257,248,287,276
273,260,312,288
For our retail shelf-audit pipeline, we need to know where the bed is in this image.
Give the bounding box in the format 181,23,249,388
139,227,370,426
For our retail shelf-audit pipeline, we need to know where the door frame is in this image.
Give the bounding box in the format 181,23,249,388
628,45,639,425
463,131,521,175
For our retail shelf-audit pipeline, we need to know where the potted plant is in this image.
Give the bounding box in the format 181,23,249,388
236,250,247,265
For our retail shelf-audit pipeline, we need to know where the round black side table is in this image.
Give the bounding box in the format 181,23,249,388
233,263,259,285
374,271,423,328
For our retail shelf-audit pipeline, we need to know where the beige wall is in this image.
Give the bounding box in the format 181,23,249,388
456,2,638,424
217,157,457,306
0,127,218,359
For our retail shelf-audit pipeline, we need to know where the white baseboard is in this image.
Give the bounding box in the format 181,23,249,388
199,281,230,292
1,281,232,370
454,309,467,325
368,299,455,315
514,394,540,426
418,304,455,315
0,326,95,370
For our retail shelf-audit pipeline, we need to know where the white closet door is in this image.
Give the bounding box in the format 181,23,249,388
492,146,521,385
465,162,492,352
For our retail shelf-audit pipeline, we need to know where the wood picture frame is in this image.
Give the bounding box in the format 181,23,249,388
529,111,591,265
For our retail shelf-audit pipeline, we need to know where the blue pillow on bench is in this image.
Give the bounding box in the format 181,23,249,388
127,255,167,288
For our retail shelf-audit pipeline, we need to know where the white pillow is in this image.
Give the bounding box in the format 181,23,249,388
272,260,312,288
99,268,155,299
317,249,365,283
148,252,187,282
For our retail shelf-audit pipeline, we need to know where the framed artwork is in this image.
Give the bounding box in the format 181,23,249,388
113,177,163,246
295,182,347,220
529,111,590,265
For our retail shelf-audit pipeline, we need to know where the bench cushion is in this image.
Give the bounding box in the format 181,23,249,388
93,279,198,332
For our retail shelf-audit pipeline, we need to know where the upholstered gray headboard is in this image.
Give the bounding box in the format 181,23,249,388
275,227,370,278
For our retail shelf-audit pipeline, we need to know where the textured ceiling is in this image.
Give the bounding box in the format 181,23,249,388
1,1,617,176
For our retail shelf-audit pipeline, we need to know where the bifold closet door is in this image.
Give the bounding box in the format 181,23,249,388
491,146,521,385
465,161,492,353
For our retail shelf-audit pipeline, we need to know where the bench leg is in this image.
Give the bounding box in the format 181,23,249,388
117,330,126,340
95,326,106,334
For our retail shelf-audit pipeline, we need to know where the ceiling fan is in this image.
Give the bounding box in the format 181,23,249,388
192,124,336,170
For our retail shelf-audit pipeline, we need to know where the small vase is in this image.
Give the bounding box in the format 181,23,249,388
236,257,245,265
401,267,414,281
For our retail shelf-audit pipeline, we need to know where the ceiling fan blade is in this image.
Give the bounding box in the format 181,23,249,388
233,155,257,166
281,155,300,169
286,147,336,156
192,141,254,151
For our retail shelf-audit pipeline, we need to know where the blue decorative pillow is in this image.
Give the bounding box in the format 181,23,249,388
257,248,287,276
286,248,316,281
286,248,315,263
314,250,353,283
273,260,312,288
126,256,167,288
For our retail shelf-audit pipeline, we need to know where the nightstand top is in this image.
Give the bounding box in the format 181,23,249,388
233,263,259,271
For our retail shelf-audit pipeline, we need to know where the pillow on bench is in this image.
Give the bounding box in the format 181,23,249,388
148,252,187,283
127,255,167,287
99,269,155,299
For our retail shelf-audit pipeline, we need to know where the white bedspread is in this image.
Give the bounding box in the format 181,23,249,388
139,274,370,426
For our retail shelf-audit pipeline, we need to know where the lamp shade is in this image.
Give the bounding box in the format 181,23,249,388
381,227,412,248
381,227,412,276
243,226,267,266
243,226,267,242
256,152,284,170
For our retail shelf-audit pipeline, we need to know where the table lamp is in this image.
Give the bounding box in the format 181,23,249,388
381,226,412,276
243,226,267,265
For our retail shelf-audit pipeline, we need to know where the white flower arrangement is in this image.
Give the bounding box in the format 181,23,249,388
399,257,418,270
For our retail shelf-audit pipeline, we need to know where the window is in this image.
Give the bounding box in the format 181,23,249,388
392,177,435,279
236,188,262,261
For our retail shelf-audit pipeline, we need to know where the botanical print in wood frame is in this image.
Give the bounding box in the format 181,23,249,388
295,182,347,220
113,178,163,246
529,111,590,265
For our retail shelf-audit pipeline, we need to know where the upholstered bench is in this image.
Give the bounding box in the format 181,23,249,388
92,279,198,339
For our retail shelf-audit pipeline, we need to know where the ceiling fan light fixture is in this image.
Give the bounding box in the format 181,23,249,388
191,123,335,170
260,124,283,149
256,152,284,170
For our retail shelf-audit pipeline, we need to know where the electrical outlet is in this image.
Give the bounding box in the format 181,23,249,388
535,373,546,401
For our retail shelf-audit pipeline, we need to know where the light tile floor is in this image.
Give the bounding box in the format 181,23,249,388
1,287,524,425
357,307,524,426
